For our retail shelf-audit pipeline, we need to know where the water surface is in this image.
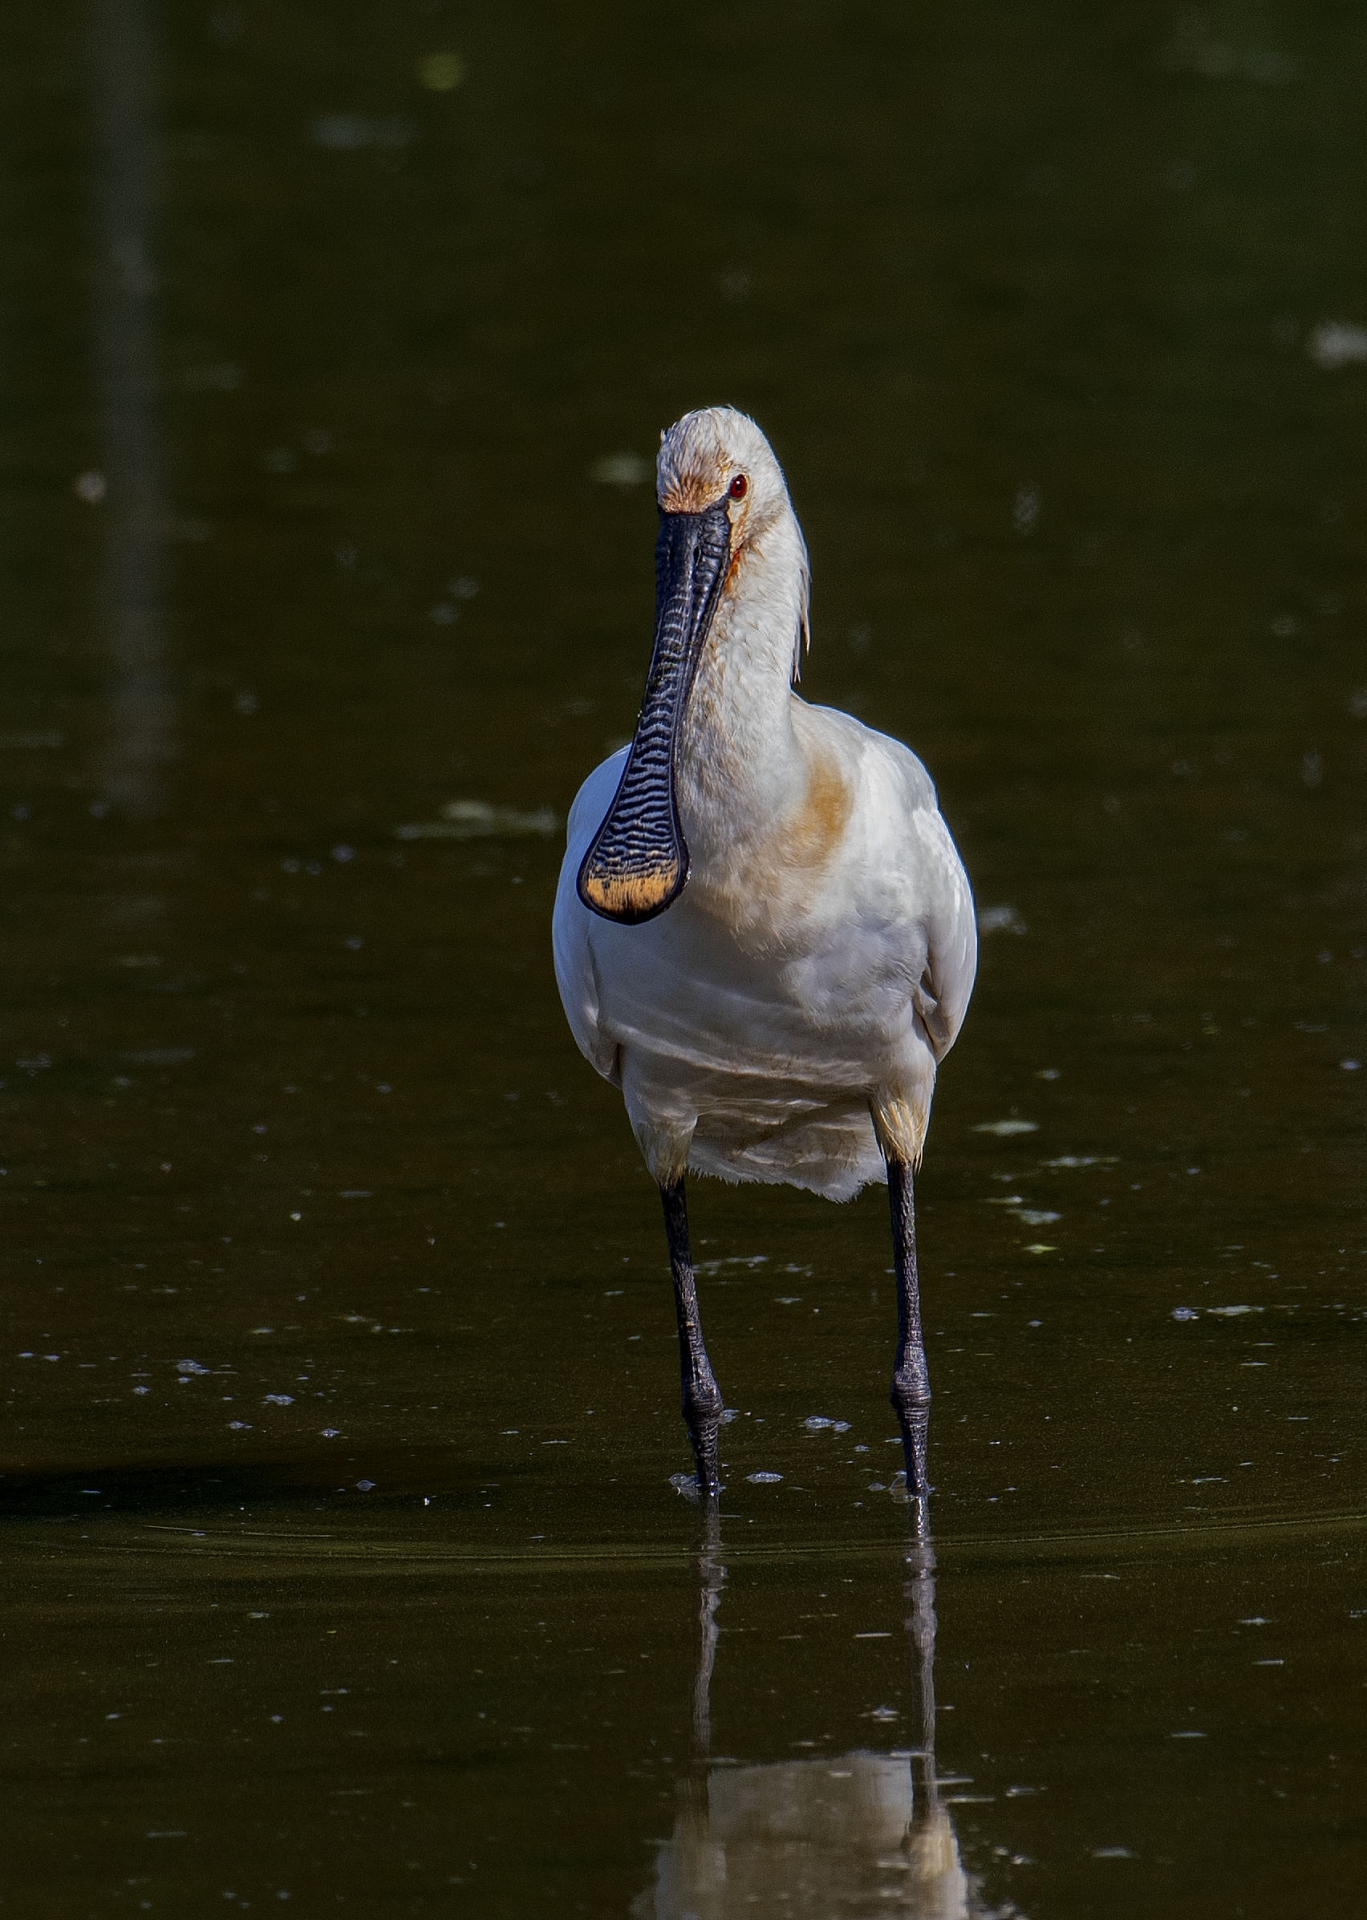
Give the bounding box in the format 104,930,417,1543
1,2,1365,1912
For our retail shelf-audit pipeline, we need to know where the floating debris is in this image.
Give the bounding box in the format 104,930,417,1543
395,799,558,842
746,1471,783,1485
1309,321,1367,371
589,452,649,487
974,1119,1038,1137
978,904,1026,935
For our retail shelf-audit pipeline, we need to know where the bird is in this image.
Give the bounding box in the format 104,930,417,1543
553,406,976,1497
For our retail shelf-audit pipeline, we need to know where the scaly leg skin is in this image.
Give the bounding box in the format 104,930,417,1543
660,1175,724,1495
886,1153,931,1495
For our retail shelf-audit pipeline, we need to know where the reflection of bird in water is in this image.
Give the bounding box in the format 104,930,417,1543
554,409,976,1497
633,1499,1013,1920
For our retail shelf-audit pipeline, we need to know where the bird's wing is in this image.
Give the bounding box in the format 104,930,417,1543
853,718,977,1063
551,748,629,1085
913,801,977,1060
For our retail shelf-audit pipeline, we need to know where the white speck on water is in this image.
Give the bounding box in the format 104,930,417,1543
978,904,1027,935
1172,1306,1198,1321
355,1479,375,1492
74,470,107,503
1209,1305,1260,1317
228,1420,251,1430
975,1119,1038,1136
589,452,649,487
1093,1846,1136,1859
264,1394,294,1406
1171,1730,1206,1740
395,799,558,842
321,1428,340,1438
1012,482,1041,535
747,1471,783,1484
1341,1059,1362,1072
176,1359,208,1375
1309,320,1367,370
1019,1210,1061,1226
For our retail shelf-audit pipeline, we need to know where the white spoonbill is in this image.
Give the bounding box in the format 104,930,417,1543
553,407,976,1496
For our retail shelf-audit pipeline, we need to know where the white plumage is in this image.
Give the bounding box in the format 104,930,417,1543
553,408,975,1204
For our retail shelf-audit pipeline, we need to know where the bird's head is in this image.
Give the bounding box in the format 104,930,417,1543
655,405,792,545
578,407,804,926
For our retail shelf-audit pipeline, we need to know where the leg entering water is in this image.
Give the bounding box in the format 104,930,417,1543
886,1153,931,1494
659,1175,724,1495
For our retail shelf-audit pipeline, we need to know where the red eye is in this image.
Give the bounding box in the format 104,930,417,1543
728,474,747,500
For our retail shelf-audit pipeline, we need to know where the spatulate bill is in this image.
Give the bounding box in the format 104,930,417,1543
578,501,730,924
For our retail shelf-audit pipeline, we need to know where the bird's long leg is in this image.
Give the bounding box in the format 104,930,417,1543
886,1153,931,1494
660,1175,724,1495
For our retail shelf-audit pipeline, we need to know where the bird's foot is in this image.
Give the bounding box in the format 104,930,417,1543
687,1416,723,1498
683,1375,724,1497
893,1400,931,1498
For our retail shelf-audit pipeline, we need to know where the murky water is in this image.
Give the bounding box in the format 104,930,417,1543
2,2,1366,1912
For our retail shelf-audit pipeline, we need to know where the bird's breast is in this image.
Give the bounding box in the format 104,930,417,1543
678,737,856,944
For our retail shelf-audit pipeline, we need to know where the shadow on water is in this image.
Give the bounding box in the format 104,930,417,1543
637,1495,1020,1920
0,1447,512,1521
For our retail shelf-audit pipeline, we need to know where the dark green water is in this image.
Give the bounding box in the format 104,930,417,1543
2,1,1366,1912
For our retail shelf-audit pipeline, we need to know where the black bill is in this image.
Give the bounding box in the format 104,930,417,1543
577,499,731,924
